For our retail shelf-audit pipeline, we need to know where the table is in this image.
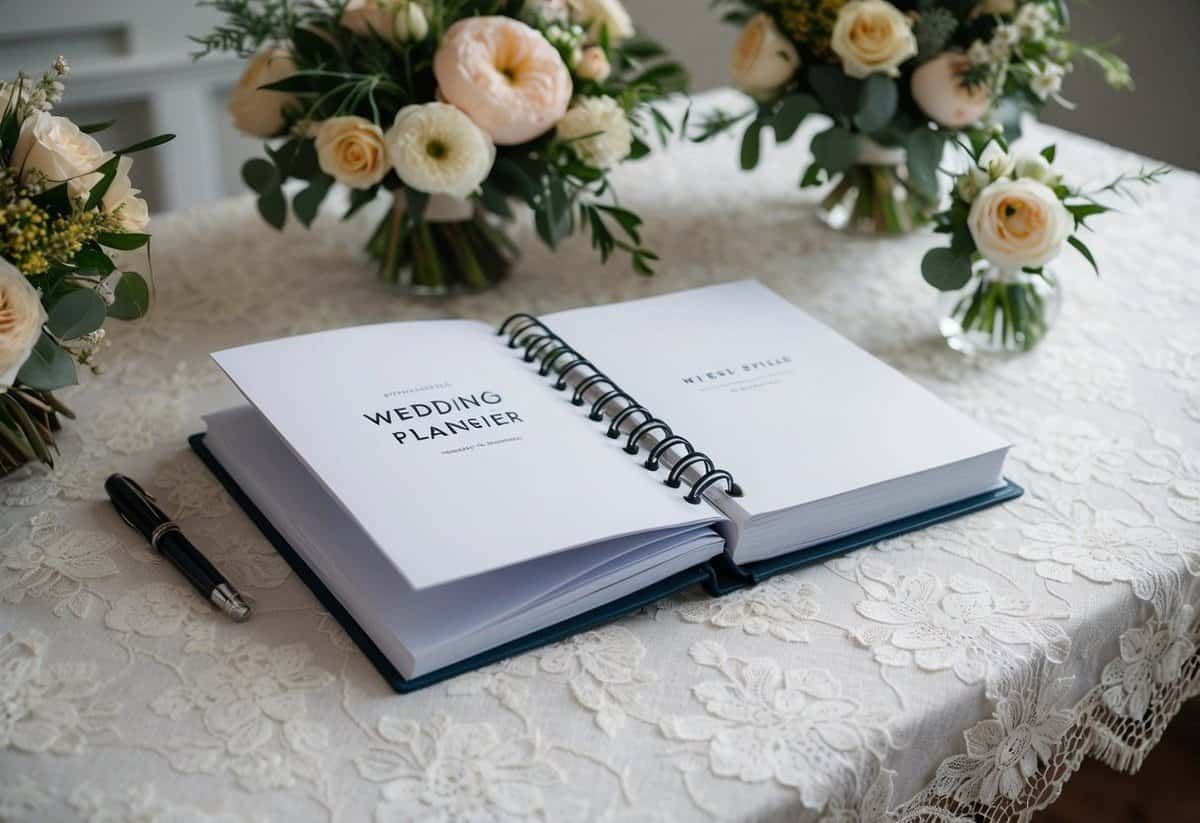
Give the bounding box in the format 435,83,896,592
3,94,1198,822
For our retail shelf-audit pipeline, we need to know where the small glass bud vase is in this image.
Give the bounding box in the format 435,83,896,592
816,141,934,236
366,192,516,296
938,263,1063,355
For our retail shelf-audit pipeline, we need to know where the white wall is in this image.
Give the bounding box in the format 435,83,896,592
1,0,1192,216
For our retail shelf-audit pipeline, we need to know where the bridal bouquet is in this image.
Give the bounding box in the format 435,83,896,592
197,0,686,294
0,58,172,475
925,134,1165,353
699,0,1131,234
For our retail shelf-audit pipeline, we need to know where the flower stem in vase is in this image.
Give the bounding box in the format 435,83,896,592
817,145,933,235
365,193,515,296
940,265,1062,355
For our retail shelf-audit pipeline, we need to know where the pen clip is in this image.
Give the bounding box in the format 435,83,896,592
112,474,170,531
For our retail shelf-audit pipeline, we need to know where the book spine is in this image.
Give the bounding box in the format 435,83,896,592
497,313,744,504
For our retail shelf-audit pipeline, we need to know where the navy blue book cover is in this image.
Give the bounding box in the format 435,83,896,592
190,432,1021,694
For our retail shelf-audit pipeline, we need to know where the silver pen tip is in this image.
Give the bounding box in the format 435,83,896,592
212,583,252,622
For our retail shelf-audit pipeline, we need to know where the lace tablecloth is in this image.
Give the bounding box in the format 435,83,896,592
3,92,1198,822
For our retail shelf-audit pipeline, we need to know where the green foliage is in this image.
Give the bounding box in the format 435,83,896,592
108,272,152,320
810,127,856,175
921,248,973,291
853,75,897,135
913,6,957,61
905,128,944,203
16,332,77,392
47,289,107,340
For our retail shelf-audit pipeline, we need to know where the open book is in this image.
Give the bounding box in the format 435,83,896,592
192,281,1020,690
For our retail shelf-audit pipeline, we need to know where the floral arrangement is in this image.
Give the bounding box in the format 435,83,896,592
924,133,1166,352
0,58,172,475
698,0,1132,234
196,0,687,294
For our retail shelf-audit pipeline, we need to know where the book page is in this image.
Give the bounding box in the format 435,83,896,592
544,281,1009,517
212,320,717,589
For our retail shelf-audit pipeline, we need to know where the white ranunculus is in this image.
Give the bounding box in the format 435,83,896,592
0,258,47,390
13,111,109,199
831,0,917,79
555,95,632,170
314,116,389,189
100,154,150,233
1014,153,1060,185
968,178,1072,270
1030,63,1064,100
569,0,635,43
978,141,1014,180
956,165,991,202
731,13,800,98
228,48,300,138
385,103,496,198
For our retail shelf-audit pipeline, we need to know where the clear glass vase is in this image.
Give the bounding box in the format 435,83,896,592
938,263,1063,355
816,144,934,236
366,193,516,296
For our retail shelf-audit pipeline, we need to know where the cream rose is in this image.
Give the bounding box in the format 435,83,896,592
13,112,108,199
101,155,150,233
228,48,300,138
830,0,917,79
314,116,388,189
732,13,800,98
569,0,635,43
575,46,612,82
0,258,47,390
968,178,1072,270
911,52,990,129
556,95,632,169
386,103,496,198
434,16,572,146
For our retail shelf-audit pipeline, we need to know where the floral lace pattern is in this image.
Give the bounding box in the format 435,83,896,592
1,96,1198,821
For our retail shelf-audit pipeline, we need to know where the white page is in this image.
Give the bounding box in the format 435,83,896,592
544,281,1009,518
204,405,723,678
212,320,717,589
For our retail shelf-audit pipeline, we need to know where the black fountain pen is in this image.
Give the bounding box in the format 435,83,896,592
106,473,251,622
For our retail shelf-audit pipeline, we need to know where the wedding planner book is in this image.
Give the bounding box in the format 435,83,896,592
191,280,1022,691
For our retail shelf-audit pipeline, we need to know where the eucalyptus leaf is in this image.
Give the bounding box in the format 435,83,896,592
771,94,820,143
242,158,278,193
15,332,77,392
810,127,857,175
293,174,334,228
740,120,763,170
808,65,861,117
906,128,944,202
921,248,973,291
854,75,898,134
257,186,287,230
108,271,151,320
47,289,107,340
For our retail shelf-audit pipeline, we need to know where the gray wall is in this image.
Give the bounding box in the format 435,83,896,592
628,0,1199,171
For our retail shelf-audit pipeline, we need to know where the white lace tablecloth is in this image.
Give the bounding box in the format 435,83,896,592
3,92,1199,822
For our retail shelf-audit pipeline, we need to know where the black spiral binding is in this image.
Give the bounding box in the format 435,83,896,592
498,313,744,505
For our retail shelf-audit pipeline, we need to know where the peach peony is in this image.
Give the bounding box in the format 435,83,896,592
911,53,990,129
434,16,572,146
